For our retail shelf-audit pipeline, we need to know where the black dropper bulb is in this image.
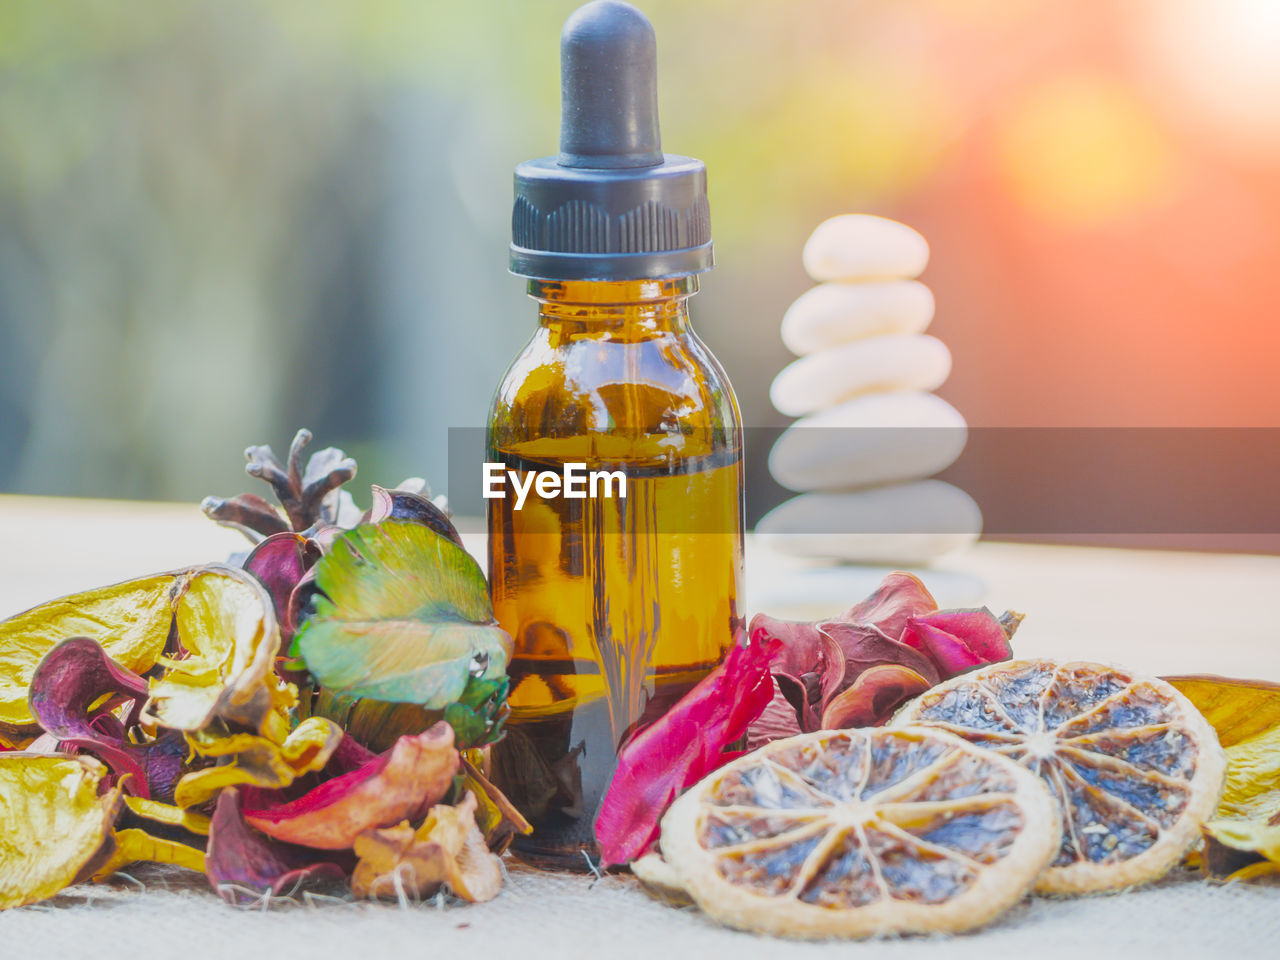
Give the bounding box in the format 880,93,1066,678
558,1,663,169
510,0,713,281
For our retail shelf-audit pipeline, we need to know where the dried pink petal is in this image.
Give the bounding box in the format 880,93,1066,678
818,621,941,684
839,570,938,637
747,573,1019,745
900,608,1016,676
595,634,780,867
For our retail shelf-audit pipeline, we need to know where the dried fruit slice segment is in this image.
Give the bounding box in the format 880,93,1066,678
796,831,882,908
894,658,1226,894
702,808,827,849
1064,725,1197,779
887,798,1027,865
659,728,1058,938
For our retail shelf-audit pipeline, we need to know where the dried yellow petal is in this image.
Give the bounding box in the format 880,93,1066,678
1168,675,1280,879
0,573,188,728
351,820,441,899
145,567,292,739
174,716,343,808
0,754,122,909
91,828,206,879
1217,724,1280,822
352,792,503,903
0,729,35,750
1168,675,1280,748
123,796,212,836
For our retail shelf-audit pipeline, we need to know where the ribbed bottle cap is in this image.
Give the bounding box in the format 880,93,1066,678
510,1,713,281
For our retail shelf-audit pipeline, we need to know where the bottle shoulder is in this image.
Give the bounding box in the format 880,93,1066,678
489,323,741,457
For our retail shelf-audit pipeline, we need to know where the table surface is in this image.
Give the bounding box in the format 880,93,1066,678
1,494,1277,958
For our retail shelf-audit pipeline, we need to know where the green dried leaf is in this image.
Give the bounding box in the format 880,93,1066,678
443,676,510,749
293,522,511,709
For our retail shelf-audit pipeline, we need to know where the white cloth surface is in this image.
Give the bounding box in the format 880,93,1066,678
3,862,1276,960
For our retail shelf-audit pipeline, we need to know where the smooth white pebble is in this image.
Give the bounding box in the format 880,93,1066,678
802,214,930,282
782,280,935,355
770,334,952,417
768,391,967,492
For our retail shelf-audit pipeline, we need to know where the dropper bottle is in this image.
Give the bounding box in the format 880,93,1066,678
487,0,745,868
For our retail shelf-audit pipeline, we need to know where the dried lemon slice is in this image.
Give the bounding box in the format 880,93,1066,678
632,852,694,906
893,659,1226,894
659,727,1059,938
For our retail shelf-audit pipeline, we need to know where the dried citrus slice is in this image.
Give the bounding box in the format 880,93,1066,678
631,852,694,906
658,727,1059,938
893,658,1226,894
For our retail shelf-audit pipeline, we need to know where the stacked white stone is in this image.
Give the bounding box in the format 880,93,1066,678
757,215,982,566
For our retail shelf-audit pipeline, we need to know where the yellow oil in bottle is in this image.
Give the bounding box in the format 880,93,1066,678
487,278,744,867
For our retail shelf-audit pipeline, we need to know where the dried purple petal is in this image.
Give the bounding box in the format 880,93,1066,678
134,731,190,805
206,788,347,903
367,484,463,546
243,532,321,639
28,638,151,793
27,638,195,802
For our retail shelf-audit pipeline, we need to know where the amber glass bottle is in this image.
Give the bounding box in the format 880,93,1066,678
486,2,744,867
488,276,743,865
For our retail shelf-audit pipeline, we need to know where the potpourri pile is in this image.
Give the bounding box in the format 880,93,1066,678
0,430,526,909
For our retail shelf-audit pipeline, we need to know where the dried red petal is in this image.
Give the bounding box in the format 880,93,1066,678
594,634,781,867
242,722,459,849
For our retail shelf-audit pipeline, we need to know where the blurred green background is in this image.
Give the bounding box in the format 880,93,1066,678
3,0,1280,518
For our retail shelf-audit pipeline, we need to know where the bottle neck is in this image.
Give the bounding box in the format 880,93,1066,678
529,277,696,336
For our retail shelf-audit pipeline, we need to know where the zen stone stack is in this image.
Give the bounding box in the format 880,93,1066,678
758,215,982,566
